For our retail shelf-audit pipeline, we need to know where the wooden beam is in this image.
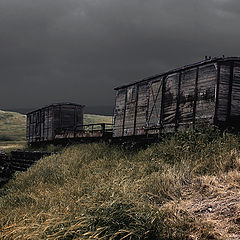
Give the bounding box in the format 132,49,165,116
193,67,199,125
133,84,139,135
52,106,54,141
175,72,182,131
159,76,166,131
122,88,128,137
227,61,234,121
214,63,221,125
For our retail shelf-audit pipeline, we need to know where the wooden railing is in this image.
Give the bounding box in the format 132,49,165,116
55,123,113,139
74,123,113,138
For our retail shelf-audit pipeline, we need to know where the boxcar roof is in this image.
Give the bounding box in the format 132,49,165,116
114,56,240,90
27,102,85,115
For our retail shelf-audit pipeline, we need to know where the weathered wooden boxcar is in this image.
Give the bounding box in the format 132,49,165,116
113,57,240,138
26,103,84,143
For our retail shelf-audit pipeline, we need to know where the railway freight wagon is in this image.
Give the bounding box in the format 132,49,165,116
26,103,84,144
113,57,240,138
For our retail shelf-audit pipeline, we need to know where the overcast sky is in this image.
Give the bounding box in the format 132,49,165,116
0,0,240,109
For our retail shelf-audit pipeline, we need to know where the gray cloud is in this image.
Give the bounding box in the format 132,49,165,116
0,0,240,109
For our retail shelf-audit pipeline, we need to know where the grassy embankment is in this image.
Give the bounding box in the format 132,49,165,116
0,128,240,239
0,110,112,151
0,110,26,151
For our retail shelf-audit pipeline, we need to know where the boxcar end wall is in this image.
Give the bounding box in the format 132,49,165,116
27,103,84,143
113,57,240,138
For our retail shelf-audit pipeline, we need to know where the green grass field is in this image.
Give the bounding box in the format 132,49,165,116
0,110,26,151
84,114,112,125
0,128,240,239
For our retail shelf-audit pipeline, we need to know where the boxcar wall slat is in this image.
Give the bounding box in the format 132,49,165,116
113,82,150,138
216,63,231,122
113,57,240,139
195,64,216,123
61,106,75,129
192,67,199,125
123,86,137,136
77,106,84,130
214,64,221,125
135,82,149,135
162,73,179,132
51,106,55,140
175,72,182,130
40,110,44,141
113,89,126,137
227,62,234,122
54,105,61,134
44,108,49,141
178,69,196,128
231,63,240,123
133,84,139,135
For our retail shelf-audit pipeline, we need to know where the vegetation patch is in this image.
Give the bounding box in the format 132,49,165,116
0,129,240,239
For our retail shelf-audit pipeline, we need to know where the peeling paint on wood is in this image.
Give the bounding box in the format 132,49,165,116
113,57,240,137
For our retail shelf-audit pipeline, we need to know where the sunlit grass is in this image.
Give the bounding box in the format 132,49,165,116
0,129,239,239
84,114,112,125
0,110,27,151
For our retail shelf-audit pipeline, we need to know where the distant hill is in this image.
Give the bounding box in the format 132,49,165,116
0,110,26,142
4,105,114,116
84,114,112,125
0,110,26,151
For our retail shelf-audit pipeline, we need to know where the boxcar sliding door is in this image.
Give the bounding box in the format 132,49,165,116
146,78,163,134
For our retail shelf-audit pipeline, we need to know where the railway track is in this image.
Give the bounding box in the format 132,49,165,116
0,150,52,187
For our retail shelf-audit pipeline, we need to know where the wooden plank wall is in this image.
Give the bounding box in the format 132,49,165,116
162,73,179,132
195,64,216,123
230,63,240,119
113,89,126,137
135,83,149,135
27,107,52,143
27,107,53,143
147,78,163,131
124,86,137,136
61,106,76,128
54,105,83,135
113,63,218,137
45,108,53,141
76,106,84,130
146,64,216,132
27,105,84,143
54,106,61,134
178,69,196,129
216,63,231,122
26,116,30,142
113,83,149,137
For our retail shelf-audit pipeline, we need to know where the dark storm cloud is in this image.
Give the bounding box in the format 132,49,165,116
0,0,240,109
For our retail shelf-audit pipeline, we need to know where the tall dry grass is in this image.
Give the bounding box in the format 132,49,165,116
0,128,240,239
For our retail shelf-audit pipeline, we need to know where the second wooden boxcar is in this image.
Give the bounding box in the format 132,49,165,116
113,57,240,138
26,103,84,143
